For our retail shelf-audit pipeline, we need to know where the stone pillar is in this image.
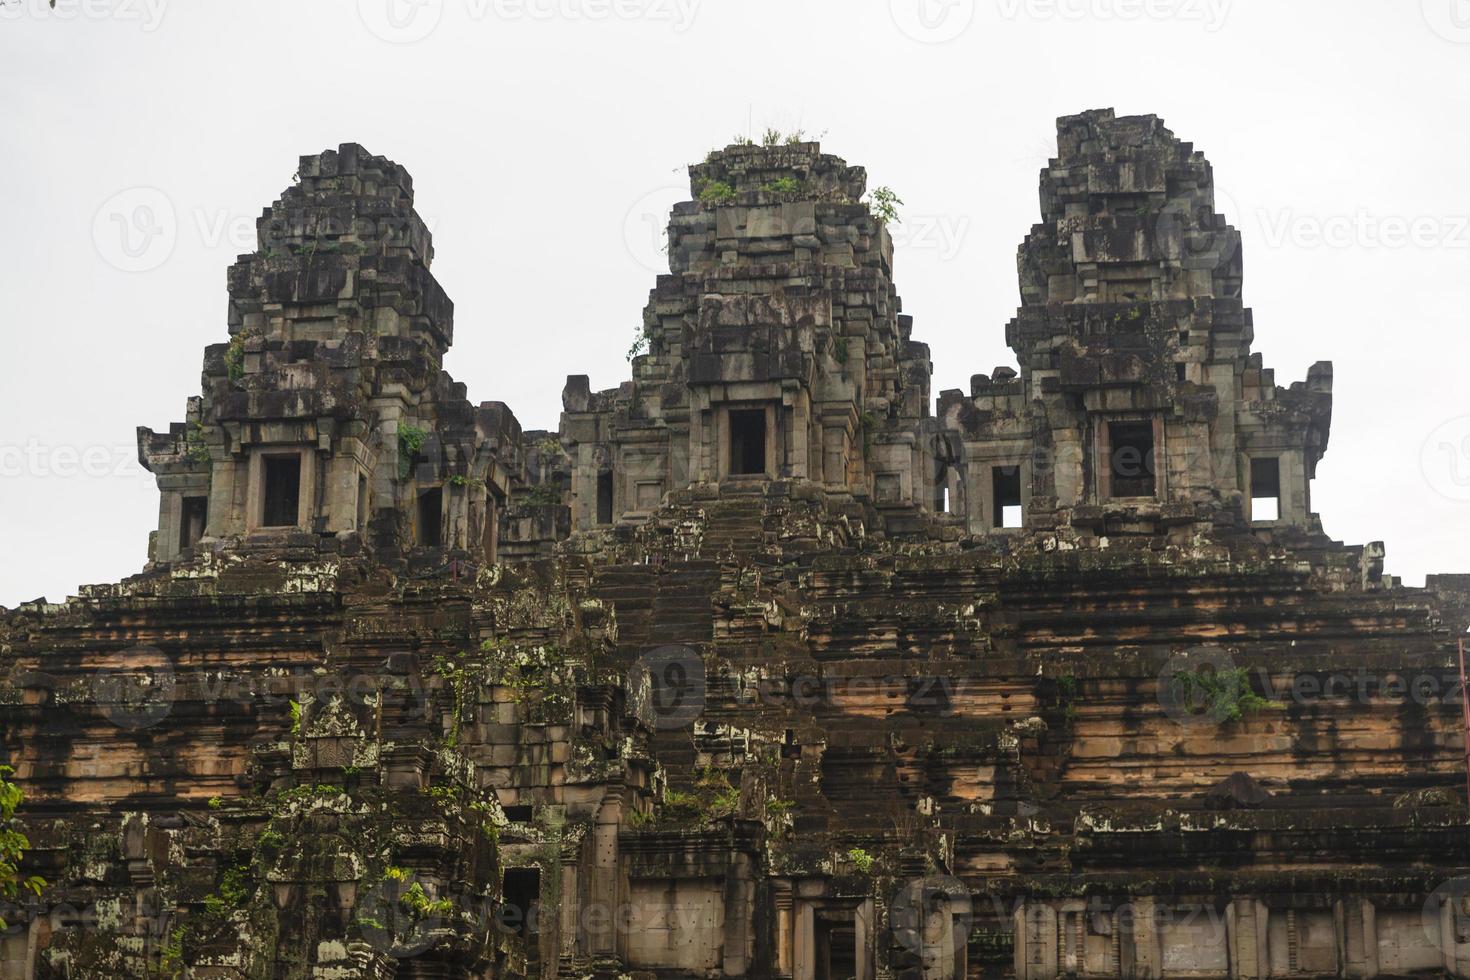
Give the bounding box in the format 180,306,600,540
1014,901,1057,980
1439,895,1470,979
774,882,794,977
855,898,875,980
1128,896,1162,980
1339,897,1378,979
1227,897,1268,979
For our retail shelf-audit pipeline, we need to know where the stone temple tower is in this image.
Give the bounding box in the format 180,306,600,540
940,109,1333,543
138,144,522,573
6,114,1470,980
557,140,944,539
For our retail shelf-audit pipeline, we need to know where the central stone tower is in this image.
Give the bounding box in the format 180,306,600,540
558,140,941,532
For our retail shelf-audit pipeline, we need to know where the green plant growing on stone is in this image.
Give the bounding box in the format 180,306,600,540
866,186,903,224
1168,666,1274,724
397,423,430,480
522,484,562,507
0,767,43,931
760,176,801,194
400,881,454,918
203,864,252,919
288,700,302,735
398,424,428,458
447,474,485,490
731,134,754,146
627,324,651,361
160,924,186,977
224,329,260,383
698,180,736,205
832,336,849,364
847,847,875,873
185,420,211,465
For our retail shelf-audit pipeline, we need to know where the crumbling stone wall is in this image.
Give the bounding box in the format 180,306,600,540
139,144,522,574
1,114,1468,980
940,109,1332,543
557,141,943,542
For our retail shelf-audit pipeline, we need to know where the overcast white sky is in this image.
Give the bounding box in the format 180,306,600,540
1,0,1467,606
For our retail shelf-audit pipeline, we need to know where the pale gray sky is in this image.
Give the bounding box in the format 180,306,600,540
2,0,1468,606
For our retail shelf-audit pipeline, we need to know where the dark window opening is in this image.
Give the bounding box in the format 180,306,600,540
933,463,950,514
261,455,301,527
1178,330,1190,346
596,470,614,525
993,465,1023,528
502,805,533,822
729,409,767,476
500,868,540,937
782,728,801,759
1175,362,1188,383
1251,457,1281,522
418,487,443,547
179,496,207,551
816,914,857,980
1108,422,1156,498
482,495,499,563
